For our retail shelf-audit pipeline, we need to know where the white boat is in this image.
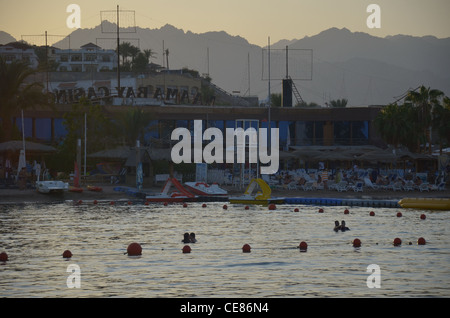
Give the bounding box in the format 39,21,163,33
184,182,228,197
36,181,69,194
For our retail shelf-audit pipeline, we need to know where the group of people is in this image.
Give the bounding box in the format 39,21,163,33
182,232,197,243
334,220,350,232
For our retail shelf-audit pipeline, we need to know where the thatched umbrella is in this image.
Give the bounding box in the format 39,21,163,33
0,140,56,154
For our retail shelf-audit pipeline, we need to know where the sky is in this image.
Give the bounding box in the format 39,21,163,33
1,0,450,46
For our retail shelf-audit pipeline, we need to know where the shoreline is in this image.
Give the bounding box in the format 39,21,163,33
1,183,449,205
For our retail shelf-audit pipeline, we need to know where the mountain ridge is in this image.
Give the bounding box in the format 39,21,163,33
1,25,449,105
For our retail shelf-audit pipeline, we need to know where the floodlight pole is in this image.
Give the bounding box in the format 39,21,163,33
117,5,120,95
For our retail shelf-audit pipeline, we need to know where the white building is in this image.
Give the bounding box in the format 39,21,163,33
0,45,39,69
52,43,117,72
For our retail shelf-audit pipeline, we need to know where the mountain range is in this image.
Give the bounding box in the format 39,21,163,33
2,23,449,106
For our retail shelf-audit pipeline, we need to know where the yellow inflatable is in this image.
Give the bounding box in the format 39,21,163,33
229,178,283,206
398,198,450,211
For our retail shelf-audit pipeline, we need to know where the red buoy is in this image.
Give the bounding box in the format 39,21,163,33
202,203,207,208
0,252,8,262
223,204,228,210
353,238,361,248
128,201,133,205
242,244,251,253
245,206,249,210
369,211,375,216
318,208,324,213
393,238,402,246
127,243,142,256
344,209,349,214
144,201,149,206
183,203,188,208
417,237,426,245
182,245,191,254
268,204,276,210
110,201,115,205
93,200,98,205
298,241,308,251
62,250,72,258
294,208,299,212
164,202,168,206
396,212,402,217
420,214,426,220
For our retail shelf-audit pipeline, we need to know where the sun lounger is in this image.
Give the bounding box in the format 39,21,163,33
336,181,349,192
418,183,430,192
302,182,315,191
392,182,403,191
352,181,363,192
403,181,414,191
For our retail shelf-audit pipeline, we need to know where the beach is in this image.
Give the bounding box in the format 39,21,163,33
1,183,448,205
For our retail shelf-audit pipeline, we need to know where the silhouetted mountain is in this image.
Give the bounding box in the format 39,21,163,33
37,25,450,105
0,31,16,45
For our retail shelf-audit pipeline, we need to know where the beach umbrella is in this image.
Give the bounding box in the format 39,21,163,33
17,149,26,181
0,140,56,154
136,162,143,190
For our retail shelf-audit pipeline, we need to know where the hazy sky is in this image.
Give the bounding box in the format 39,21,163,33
1,0,449,46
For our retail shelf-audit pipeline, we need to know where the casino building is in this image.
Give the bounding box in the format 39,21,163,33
15,68,385,150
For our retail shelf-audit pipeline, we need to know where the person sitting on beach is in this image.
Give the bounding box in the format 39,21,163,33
334,221,341,232
340,220,350,232
189,232,197,243
182,233,191,243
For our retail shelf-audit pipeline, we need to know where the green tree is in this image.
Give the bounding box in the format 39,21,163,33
0,56,53,141
405,85,444,153
329,98,348,108
432,96,450,154
111,108,156,146
270,93,282,107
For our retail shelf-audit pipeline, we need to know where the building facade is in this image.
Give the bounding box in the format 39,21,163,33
51,43,117,72
0,45,39,69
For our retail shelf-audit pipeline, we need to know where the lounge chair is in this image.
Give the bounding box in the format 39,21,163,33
431,182,446,191
336,181,349,192
302,182,315,191
392,182,403,191
352,181,363,192
418,183,430,192
287,181,298,190
364,177,379,190
403,181,414,191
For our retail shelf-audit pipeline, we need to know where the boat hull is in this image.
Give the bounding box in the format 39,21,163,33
398,198,450,210
36,181,69,194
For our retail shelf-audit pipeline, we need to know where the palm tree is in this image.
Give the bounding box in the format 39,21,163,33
405,85,444,153
112,108,156,146
329,98,348,108
432,96,450,154
0,56,52,141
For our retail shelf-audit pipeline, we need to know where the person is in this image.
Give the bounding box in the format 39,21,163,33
189,232,197,243
333,220,341,232
182,232,191,243
340,220,350,232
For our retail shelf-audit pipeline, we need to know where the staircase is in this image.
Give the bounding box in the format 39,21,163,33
289,76,304,105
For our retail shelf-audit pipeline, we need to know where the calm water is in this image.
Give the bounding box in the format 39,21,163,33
0,200,449,298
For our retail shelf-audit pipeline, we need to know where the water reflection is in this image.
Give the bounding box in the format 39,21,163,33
0,202,449,297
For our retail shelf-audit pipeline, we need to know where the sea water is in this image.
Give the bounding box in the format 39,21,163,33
0,201,449,298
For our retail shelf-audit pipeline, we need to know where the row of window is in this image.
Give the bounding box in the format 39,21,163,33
14,118,370,147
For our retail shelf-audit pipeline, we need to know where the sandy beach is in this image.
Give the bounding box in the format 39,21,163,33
0,183,448,205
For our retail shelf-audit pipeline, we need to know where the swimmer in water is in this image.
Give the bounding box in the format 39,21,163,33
340,220,350,231
182,232,191,243
189,232,197,243
334,220,341,232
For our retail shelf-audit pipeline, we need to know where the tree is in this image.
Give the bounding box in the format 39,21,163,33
405,86,444,153
374,103,413,150
111,108,156,146
329,98,348,108
0,56,53,141
432,96,450,154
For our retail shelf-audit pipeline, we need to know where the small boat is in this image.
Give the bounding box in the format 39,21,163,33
87,185,103,192
229,178,284,206
36,181,69,194
184,182,228,197
146,178,197,203
398,198,450,211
